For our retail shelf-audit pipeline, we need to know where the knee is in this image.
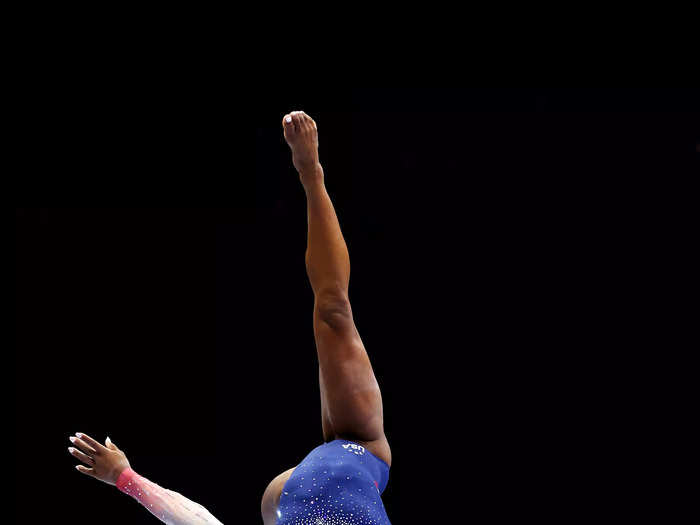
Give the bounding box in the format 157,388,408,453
315,290,352,325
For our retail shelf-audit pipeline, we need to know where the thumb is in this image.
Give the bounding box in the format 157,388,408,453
105,436,117,450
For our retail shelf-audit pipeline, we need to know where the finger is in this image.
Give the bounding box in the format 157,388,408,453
75,433,107,454
75,464,97,477
68,446,95,466
69,436,98,456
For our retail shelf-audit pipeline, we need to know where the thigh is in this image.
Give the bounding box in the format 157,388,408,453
313,299,385,443
319,366,336,442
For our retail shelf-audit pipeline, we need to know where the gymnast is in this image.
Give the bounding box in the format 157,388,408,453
67,111,392,524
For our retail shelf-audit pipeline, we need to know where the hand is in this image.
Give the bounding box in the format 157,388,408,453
68,432,131,486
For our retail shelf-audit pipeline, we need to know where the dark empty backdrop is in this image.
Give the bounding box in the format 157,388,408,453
16,89,698,523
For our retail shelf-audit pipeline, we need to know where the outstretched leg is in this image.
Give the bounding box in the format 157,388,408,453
282,111,391,466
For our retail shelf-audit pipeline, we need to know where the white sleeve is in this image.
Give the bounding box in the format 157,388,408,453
116,467,224,525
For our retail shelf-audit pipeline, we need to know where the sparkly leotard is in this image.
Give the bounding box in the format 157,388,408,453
276,439,391,525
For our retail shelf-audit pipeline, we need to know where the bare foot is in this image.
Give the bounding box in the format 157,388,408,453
282,110,322,183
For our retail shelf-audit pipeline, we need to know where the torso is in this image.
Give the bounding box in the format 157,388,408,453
261,435,391,525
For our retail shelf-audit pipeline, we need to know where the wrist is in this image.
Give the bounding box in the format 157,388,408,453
115,467,136,492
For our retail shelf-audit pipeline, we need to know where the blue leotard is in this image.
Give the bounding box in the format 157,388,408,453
276,438,391,524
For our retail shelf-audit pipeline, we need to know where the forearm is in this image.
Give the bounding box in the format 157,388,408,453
117,468,223,525
302,165,351,299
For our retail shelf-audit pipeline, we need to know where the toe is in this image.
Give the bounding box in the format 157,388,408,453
291,112,303,132
300,111,316,131
283,113,295,138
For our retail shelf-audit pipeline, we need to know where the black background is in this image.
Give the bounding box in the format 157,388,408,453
16,88,698,523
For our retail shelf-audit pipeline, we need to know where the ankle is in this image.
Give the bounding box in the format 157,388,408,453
300,163,324,188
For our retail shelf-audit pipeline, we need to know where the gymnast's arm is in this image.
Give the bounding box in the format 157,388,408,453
68,432,223,524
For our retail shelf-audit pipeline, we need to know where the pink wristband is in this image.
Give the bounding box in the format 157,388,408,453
116,467,137,492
